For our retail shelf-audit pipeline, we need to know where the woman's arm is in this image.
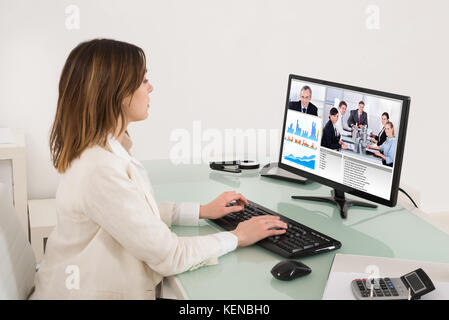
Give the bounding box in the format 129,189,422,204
322,128,341,150
373,151,386,160
384,140,396,164
158,191,248,227
82,162,223,277
384,151,393,163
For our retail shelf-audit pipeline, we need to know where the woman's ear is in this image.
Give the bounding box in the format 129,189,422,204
122,95,132,109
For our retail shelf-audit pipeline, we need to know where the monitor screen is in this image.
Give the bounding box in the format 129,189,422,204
279,75,410,206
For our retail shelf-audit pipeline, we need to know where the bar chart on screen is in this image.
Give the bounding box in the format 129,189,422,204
282,111,322,172
286,119,319,141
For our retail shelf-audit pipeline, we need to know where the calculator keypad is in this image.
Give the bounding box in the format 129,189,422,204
355,278,400,297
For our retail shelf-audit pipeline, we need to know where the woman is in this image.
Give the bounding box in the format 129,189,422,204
321,107,348,150
30,39,287,299
370,112,389,146
368,121,396,167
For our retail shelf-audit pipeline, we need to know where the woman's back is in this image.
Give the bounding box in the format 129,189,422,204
31,145,159,299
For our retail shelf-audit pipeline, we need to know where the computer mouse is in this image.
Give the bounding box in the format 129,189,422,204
271,260,312,281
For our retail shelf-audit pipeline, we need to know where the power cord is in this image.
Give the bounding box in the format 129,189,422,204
399,187,418,208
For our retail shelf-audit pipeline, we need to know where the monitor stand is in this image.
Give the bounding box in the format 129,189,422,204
259,162,310,184
292,188,377,219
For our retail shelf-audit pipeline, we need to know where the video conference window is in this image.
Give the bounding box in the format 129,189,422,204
287,81,326,117
282,79,403,200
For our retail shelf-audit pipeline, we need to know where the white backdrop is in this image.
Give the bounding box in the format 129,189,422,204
1,0,448,214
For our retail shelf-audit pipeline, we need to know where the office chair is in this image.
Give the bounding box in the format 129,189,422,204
0,183,36,299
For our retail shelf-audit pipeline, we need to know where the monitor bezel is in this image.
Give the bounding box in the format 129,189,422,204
278,74,410,207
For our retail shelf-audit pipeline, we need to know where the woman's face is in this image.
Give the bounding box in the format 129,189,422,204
330,113,339,124
385,124,394,137
122,72,153,122
381,115,388,126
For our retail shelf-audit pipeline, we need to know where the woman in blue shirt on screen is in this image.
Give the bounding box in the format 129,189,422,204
368,121,396,167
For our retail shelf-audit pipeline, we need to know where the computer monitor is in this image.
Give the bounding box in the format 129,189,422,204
278,74,410,218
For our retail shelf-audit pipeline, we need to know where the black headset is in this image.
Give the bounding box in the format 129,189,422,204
209,160,260,173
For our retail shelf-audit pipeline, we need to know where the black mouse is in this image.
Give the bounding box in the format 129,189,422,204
271,260,312,281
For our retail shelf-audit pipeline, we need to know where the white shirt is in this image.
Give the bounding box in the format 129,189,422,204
377,127,385,139
300,103,308,113
32,143,230,299
335,111,352,137
107,135,238,256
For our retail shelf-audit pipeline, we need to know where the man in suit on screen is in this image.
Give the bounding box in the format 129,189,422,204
347,101,368,128
288,85,318,116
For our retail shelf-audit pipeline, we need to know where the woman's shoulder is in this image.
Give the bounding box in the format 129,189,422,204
388,137,397,143
69,145,130,176
56,145,132,206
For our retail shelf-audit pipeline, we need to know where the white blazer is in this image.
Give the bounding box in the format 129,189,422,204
30,143,227,300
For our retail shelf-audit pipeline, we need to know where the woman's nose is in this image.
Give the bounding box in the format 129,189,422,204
147,82,153,94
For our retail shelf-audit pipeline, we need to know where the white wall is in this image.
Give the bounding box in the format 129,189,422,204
1,0,448,214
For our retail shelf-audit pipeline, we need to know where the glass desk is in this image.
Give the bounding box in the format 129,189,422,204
142,160,449,300
340,135,383,165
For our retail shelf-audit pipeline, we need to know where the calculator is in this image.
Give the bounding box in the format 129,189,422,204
351,268,435,300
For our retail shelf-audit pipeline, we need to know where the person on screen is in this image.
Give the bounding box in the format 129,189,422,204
348,101,368,128
368,121,396,167
321,107,348,150
30,39,288,300
335,101,352,136
288,85,318,116
370,112,389,146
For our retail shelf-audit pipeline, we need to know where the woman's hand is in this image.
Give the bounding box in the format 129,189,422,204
339,141,348,150
374,151,385,159
230,215,288,247
199,191,249,220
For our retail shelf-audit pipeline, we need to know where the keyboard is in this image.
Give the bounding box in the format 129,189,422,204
209,200,342,258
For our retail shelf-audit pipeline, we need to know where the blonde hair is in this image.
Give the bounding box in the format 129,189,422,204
385,121,395,136
50,39,146,173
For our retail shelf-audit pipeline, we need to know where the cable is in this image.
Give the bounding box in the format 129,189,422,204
399,187,418,208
